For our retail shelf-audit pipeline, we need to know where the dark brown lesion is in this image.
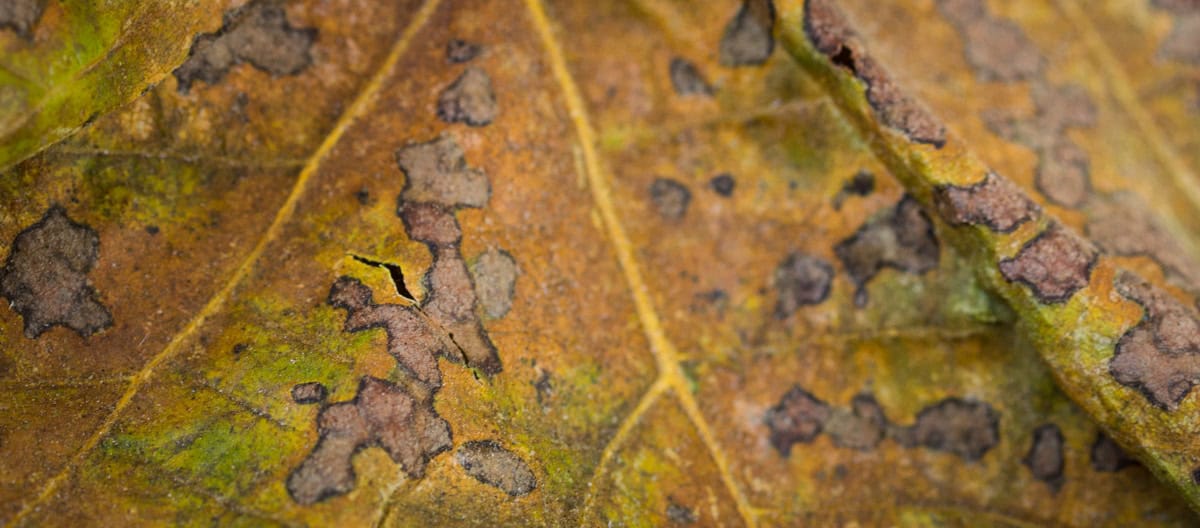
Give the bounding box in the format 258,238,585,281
173,0,317,94
719,0,776,67
934,0,1042,82
765,385,1000,461
0,0,45,39
1090,431,1139,472
1022,423,1065,491
772,252,834,319
669,58,714,97
286,377,452,505
1109,271,1200,411
983,83,1098,207
998,222,1097,303
290,134,519,504
803,0,947,147
934,172,1041,233
649,178,692,221
0,205,113,339
396,134,503,375
835,195,940,307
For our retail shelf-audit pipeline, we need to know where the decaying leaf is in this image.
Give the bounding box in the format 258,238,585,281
0,0,1198,526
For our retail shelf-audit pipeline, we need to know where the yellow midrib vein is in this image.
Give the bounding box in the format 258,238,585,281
6,1,441,524
523,1,757,526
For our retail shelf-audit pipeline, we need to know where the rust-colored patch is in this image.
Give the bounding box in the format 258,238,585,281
935,0,1042,82
804,0,947,147
1091,431,1138,472
173,0,317,94
455,440,537,496
984,83,1097,207
998,222,1097,303
1022,423,1065,491
934,172,1040,233
835,195,940,307
719,0,775,66
0,0,44,38
669,58,714,97
0,205,112,339
772,252,834,318
286,376,452,505
1109,271,1200,410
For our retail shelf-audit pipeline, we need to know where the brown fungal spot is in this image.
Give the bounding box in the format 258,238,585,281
173,0,316,94
396,135,490,209
1022,424,1065,491
446,39,481,63
998,222,1097,303
766,387,999,461
471,248,519,319
1087,192,1200,291
835,195,940,307
400,203,462,246
396,135,501,376
1091,431,1138,472
935,0,1042,82
833,170,874,209
437,66,498,127
666,498,698,525
934,172,1040,233
825,394,886,451
291,382,328,405
455,440,537,496
804,0,947,147
772,252,834,318
709,173,735,197
669,58,714,96
329,277,450,388
764,386,831,456
0,205,112,339
287,376,452,505
719,0,775,66
649,178,692,221
891,398,1000,461
0,0,44,38
1109,271,1200,410
984,83,1097,207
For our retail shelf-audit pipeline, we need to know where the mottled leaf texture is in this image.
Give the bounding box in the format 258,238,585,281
0,0,1198,526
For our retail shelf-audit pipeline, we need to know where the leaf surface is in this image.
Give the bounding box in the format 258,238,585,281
1,0,1198,526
